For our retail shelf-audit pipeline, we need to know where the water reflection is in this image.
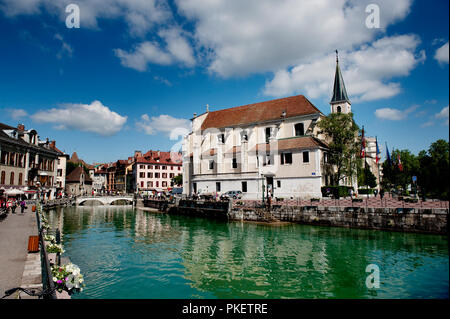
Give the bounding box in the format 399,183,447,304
44,206,449,299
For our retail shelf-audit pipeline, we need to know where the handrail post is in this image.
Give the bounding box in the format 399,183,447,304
39,228,57,299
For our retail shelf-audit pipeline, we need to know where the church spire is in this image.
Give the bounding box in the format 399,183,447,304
331,50,351,105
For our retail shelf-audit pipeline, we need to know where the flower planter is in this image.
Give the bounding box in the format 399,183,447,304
56,290,71,299
48,253,57,265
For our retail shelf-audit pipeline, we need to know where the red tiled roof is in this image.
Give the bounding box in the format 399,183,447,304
66,166,92,183
201,95,321,130
135,150,182,165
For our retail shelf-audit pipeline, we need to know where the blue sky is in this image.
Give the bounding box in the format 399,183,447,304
0,0,448,164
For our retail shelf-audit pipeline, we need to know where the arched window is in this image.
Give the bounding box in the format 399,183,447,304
1,171,5,184
337,106,342,113
18,173,23,185
10,172,14,185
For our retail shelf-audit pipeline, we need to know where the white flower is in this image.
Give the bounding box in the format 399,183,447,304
65,275,75,290
53,277,57,282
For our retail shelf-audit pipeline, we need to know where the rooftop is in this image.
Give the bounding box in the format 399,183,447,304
200,95,322,130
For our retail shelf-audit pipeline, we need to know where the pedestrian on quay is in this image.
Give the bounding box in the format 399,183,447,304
20,199,26,214
380,189,384,200
374,189,378,197
10,199,17,214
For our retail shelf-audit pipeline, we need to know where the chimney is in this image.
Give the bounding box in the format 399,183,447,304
17,123,25,131
50,140,56,149
134,150,142,158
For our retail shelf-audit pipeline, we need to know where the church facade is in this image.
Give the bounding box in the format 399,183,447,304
182,54,378,199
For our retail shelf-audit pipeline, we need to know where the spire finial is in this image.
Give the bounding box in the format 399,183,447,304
335,49,339,63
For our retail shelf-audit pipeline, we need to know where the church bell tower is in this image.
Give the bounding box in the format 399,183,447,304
330,50,351,114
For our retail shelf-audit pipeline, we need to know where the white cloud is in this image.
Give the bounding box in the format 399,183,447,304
3,108,28,119
264,35,425,101
136,114,190,140
435,106,449,125
374,105,418,121
31,100,127,136
114,27,195,71
54,33,73,59
176,0,412,77
114,41,173,71
434,42,449,65
0,0,171,36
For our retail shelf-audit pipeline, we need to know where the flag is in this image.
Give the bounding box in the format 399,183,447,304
375,137,381,163
360,126,366,158
397,153,403,171
385,143,391,166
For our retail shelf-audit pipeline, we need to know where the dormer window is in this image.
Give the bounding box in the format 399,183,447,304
265,127,271,143
241,131,248,142
294,123,304,136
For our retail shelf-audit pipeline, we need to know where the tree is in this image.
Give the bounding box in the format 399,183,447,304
317,112,361,186
381,149,419,193
172,174,182,187
66,162,90,176
417,139,449,199
381,139,448,199
358,162,377,188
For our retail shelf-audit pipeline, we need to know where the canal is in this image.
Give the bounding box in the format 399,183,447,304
45,206,449,299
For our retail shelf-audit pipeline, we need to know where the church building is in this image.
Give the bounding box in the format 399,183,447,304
182,53,378,199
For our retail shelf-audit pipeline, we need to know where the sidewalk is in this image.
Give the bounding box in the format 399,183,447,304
0,204,39,299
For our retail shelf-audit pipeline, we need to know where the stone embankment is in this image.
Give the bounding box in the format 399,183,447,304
229,206,448,234
139,199,448,235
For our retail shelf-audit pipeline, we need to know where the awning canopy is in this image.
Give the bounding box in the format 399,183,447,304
5,189,25,195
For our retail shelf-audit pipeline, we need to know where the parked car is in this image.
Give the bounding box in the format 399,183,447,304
220,190,243,200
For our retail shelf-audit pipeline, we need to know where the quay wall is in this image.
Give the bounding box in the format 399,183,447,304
140,199,448,235
230,206,448,235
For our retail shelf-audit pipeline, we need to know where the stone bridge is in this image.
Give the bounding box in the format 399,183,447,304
76,196,133,206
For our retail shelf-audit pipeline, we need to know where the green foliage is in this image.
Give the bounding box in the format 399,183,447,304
171,174,182,186
357,162,377,188
382,139,448,200
417,139,449,200
321,186,352,198
317,112,361,185
358,188,374,195
66,161,89,176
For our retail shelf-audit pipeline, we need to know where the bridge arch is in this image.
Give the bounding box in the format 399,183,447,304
78,199,105,206
109,198,133,205
76,196,133,206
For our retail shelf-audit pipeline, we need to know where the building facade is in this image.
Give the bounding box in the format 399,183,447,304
49,140,69,197
133,150,182,194
182,96,330,199
65,166,93,196
1,123,60,199
182,54,380,199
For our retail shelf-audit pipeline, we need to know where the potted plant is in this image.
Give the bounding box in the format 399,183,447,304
51,263,85,295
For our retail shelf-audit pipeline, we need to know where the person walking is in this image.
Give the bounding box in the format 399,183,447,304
20,199,26,214
10,199,17,214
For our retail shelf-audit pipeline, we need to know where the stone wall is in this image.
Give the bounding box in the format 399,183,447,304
229,206,448,234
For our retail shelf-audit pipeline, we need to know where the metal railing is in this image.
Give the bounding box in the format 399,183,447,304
38,227,57,299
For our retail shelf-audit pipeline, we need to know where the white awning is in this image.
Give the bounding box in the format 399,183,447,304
5,189,25,195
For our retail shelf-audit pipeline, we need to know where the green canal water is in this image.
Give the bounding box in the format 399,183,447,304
45,206,449,299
